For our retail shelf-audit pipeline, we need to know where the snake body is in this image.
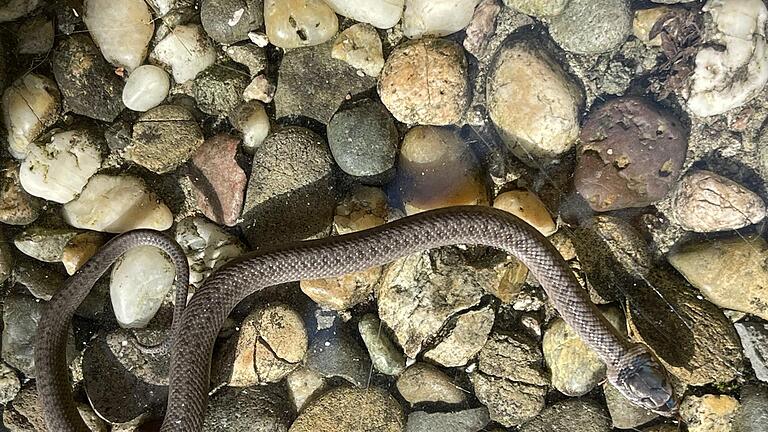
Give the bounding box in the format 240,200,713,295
36,206,677,431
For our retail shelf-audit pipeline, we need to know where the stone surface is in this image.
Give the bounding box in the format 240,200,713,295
379,38,470,125
424,305,495,367
402,0,481,38
358,313,406,376
189,134,247,226
2,295,43,377
681,394,740,432
493,190,557,236
225,43,267,76
0,229,12,284
603,381,659,429
62,231,105,275
128,104,204,174
406,408,490,432
175,217,245,287
230,100,270,153
264,0,338,49
83,0,153,71
110,245,175,328
0,362,20,404
325,0,404,28
122,65,170,112
518,398,612,432
151,24,217,83
331,23,385,77
13,226,81,263
201,0,263,44
2,73,61,159
285,367,326,412
396,362,466,405
548,0,632,54
306,329,372,387
0,159,42,225
734,322,768,382
505,0,568,17
0,0,42,23
733,384,768,432
289,387,404,432
202,385,292,431
193,64,250,116
463,0,502,58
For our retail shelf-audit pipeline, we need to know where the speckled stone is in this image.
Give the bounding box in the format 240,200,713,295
200,0,263,44
288,387,404,432
518,398,611,432
396,362,466,405
189,134,247,226
681,394,740,432
193,64,250,116
127,104,204,174
0,159,42,225
548,0,632,54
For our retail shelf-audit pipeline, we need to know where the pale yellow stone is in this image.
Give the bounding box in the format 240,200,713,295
331,23,385,77
493,190,557,236
265,0,339,49
680,394,740,432
633,7,674,47
62,232,105,275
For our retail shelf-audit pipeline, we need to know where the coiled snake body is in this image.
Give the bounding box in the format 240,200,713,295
36,206,678,431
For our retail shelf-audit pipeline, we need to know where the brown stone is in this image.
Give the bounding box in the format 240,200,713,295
0,159,42,225
189,134,247,226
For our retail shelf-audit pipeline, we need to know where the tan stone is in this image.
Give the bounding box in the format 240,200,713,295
493,190,557,236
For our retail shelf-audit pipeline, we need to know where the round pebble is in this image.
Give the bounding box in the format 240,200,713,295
122,65,170,112
110,245,175,328
548,0,632,54
264,0,339,49
2,73,61,159
83,0,154,71
331,23,385,77
396,362,466,405
493,190,557,236
150,24,217,83
230,101,270,153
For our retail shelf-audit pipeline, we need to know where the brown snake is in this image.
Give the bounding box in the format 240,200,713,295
36,205,678,431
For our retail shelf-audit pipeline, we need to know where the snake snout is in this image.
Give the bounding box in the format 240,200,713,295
609,344,678,416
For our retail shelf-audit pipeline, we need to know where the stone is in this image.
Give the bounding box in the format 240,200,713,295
487,38,583,163
0,159,42,225
193,64,250,116
574,97,688,211
289,387,404,432
285,368,326,411
406,408,490,432
122,65,170,112
5,385,103,432
12,256,66,301
274,41,376,123
671,170,766,232
463,0,503,58
424,305,495,367
230,101,270,153
0,230,12,285
201,0,263,44
493,190,557,236
733,384,768,432
402,0,481,38
396,362,466,405
62,174,173,233
188,134,247,226
331,23,385,77
669,236,768,321
2,73,61,159
19,129,103,203
505,0,568,17
548,0,632,54
127,104,204,174
603,381,659,429
243,74,276,102
324,0,404,28
62,231,106,275
83,0,153,71
0,0,41,22
327,98,398,178
633,7,675,46
680,394,740,432
300,268,380,310
379,38,470,125
0,362,20,404
333,186,388,235
397,126,487,215
264,0,338,49
17,15,55,55
175,217,246,287
240,127,336,247
2,295,43,377
358,313,406,376
306,329,372,387
225,44,267,76
518,398,612,432
151,24,217,83
202,385,293,432
734,322,768,382
13,226,81,263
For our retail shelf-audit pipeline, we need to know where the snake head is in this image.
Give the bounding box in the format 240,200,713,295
608,344,678,416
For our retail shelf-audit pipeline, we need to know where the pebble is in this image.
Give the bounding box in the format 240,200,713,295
0,362,20,404
2,73,61,159
672,170,766,232
274,41,376,123
19,129,103,204
603,381,659,429
230,101,270,153
188,134,247,226
325,0,404,28
487,39,583,163
463,0,502,58
306,329,372,387
680,394,740,432
264,0,338,49
0,0,41,22
193,64,250,116
285,367,326,411
83,0,153,71
379,38,470,125
327,98,398,178
151,24,217,83
402,0,481,39
406,408,490,432
62,231,105,275
633,7,674,46
358,314,407,376
62,174,173,233
396,362,466,405
543,306,625,396
203,385,293,431
13,226,81,263
17,15,54,55
288,387,404,432
6,385,106,432
518,398,612,432
12,256,66,301
397,126,487,215
734,322,768,382
669,235,768,321
201,0,263,44
225,44,267,76
175,217,246,287
0,159,42,225
333,186,388,235
424,305,495,367
127,104,204,174
331,23,385,77
0,230,11,284
493,190,557,236
2,295,43,377
122,65,171,112
243,74,276,102
240,127,335,247
733,384,768,432
574,96,688,211
110,245,175,328
506,0,569,17
548,0,632,54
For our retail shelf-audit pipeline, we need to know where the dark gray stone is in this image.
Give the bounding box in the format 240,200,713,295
202,385,293,431
201,0,263,45
406,408,490,432
193,63,250,116
127,104,204,174
733,384,768,432
735,322,768,382
307,329,372,387
2,295,43,377
518,398,612,432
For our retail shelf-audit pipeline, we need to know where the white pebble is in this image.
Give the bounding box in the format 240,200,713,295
324,0,404,29
2,74,61,159
62,174,173,233
402,0,481,38
83,0,154,71
122,65,171,112
110,245,176,328
174,217,245,287
230,101,270,153
19,130,102,204
151,24,217,83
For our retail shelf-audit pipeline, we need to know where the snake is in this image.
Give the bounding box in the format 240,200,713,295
36,205,679,431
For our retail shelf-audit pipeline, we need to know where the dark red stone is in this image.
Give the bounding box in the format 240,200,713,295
189,134,246,226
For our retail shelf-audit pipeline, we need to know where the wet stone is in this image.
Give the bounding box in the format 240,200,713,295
358,313,406,376
127,104,204,174
306,328,372,387
175,217,246,287
396,362,466,405
17,15,54,55
406,408,491,432
285,367,326,412
424,305,495,367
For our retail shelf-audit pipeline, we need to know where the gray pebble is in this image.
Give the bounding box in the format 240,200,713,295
306,329,373,387
733,384,768,432
406,408,490,432
193,64,250,116
519,398,612,432
127,104,204,174
548,0,632,54
201,0,263,44
735,322,768,382
2,295,43,377
358,313,406,376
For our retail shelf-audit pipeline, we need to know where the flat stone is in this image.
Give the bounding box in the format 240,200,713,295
2,295,43,377
734,322,768,382
406,408,490,432
289,387,404,432
127,104,204,174
396,362,466,405
358,313,406,376
548,0,632,54
13,226,81,263
200,0,263,45
518,398,611,432
733,384,768,432
189,134,247,226
424,305,495,367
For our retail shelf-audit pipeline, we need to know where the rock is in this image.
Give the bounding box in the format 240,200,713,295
0,362,20,404
733,384,768,432
331,23,385,77
687,0,768,117
127,104,205,174
397,126,487,215
188,134,247,226
230,101,270,153
0,0,41,22
83,0,153,71
324,0,404,28
424,305,495,367
333,186,389,235
463,0,502,58
243,74,276,102
274,41,376,123
406,408,490,432
289,387,404,432
4,385,104,432
734,322,768,382
13,226,81,263
225,44,267,76
487,38,583,163
379,38,470,125
574,96,688,211
2,295,43,377
358,313,406,376
327,98,398,178
669,235,768,321
193,64,250,116
17,15,55,55
680,394,740,432
518,398,612,432
12,256,66,301
122,65,170,112
175,217,246,287
396,362,466,405
493,190,557,236
240,127,336,247
306,329,372,387
402,0,481,38
0,159,42,225
110,245,175,328
62,174,173,233
264,0,338,49
202,385,293,431
62,231,106,275
671,170,766,232
151,24,217,83
548,0,632,54
603,381,659,429
505,0,568,17
201,0,263,44
0,230,12,284
633,7,675,47
285,368,326,411
19,129,103,203
2,73,61,159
